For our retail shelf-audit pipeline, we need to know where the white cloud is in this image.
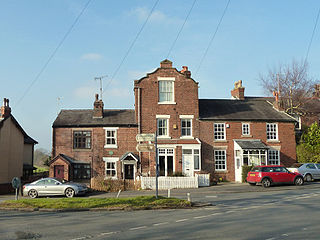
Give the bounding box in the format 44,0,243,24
73,86,96,99
128,7,182,25
80,53,103,61
128,68,157,79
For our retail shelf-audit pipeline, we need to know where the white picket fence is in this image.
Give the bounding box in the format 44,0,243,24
141,174,210,190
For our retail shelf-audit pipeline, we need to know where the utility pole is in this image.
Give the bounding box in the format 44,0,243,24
94,75,108,100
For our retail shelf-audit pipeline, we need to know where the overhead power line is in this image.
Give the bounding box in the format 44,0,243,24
305,6,320,63
166,0,197,59
102,0,160,95
14,0,92,107
195,0,231,77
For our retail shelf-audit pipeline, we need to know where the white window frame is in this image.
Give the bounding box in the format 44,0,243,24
242,123,250,136
214,123,226,141
180,116,193,138
158,148,175,176
104,127,119,148
266,123,278,141
214,150,227,171
268,149,280,165
103,157,118,179
156,115,170,138
158,77,176,104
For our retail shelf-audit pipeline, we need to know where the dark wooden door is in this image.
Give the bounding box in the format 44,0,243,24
54,165,64,179
124,164,134,180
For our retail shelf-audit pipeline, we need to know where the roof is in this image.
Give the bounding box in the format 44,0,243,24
50,154,89,165
234,140,269,149
120,152,140,162
0,115,38,144
53,109,137,128
199,97,296,122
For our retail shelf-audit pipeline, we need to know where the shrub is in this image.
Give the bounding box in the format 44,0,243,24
242,165,254,183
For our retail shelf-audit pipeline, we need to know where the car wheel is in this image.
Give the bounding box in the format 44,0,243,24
65,188,75,198
249,182,256,186
295,177,304,186
28,189,38,199
262,178,271,188
304,174,312,182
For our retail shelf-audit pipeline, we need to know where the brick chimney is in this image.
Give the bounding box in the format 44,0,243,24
272,90,283,111
231,80,245,100
181,66,191,78
93,94,104,118
160,59,172,68
0,98,11,118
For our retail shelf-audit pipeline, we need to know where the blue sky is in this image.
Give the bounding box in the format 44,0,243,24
1,0,320,151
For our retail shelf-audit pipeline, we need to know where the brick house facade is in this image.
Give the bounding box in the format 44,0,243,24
51,60,297,186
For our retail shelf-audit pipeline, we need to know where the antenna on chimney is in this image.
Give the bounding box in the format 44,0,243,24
94,75,108,101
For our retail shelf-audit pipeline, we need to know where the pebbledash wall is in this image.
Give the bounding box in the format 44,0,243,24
51,60,297,186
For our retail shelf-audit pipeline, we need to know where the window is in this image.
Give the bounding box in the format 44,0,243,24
73,164,91,179
157,119,168,137
73,131,91,149
181,119,192,137
306,164,316,169
267,123,278,141
158,77,175,103
214,123,226,140
103,158,118,179
268,150,280,165
158,148,174,176
104,128,118,148
242,123,250,136
194,149,200,170
214,150,226,171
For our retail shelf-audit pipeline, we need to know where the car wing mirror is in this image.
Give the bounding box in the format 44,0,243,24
55,182,60,185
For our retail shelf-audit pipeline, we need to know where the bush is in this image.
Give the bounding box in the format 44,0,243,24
242,165,254,183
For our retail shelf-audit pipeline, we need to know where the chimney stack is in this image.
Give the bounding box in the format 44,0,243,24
160,59,172,68
0,98,11,118
272,91,283,111
231,80,245,100
181,66,191,78
93,94,104,118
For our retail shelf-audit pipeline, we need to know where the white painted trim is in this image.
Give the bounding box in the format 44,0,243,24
180,118,193,138
156,115,170,118
103,127,119,130
158,77,175,81
214,149,227,172
158,102,176,105
179,115,194,119
241,122,250,136
103,157,119,179
266,123,278,141
104,127,118,149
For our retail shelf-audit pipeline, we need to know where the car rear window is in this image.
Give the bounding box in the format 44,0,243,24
251,167,261,172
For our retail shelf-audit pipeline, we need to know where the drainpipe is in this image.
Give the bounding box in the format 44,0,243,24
137,87,142,177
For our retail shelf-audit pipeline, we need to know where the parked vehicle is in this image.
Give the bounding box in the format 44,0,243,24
23,178,87,198
294,163,320,182
246,165,304,188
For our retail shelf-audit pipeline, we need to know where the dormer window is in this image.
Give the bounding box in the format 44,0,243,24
158,77,175,104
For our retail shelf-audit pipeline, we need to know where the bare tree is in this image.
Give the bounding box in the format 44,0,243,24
259,59,316,114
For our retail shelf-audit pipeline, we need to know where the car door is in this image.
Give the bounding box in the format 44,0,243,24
315,164,320,179
273,167,292,183
33,180,47,195
305,163,318,179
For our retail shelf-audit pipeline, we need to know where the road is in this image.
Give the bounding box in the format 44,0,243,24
1,183,320,240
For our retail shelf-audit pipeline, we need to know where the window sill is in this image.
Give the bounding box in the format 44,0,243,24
157,136,171,139
180,136,194,139
267,140,280,143
104,177,117,180
73,148,92,152
215,170,227,172
214,140,227,143
158,102,176,105
241,135,252,138
104,145,118,149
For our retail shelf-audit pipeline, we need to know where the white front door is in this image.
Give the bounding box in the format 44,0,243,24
235,156,242,182
183,154,193,177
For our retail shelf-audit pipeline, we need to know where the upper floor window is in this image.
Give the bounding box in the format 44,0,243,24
242,123,250,136
157,118,168,137
73,131,91,149
104,127,118,148
181,119,192,137
266,123,278,141
214,123,226,140
158,77,175,104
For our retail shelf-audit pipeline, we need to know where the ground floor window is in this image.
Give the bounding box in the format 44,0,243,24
243,150,266,166
268,150,280,165
214,150,226,171
73,164,91,179
158,148,174,176
103,158,118,179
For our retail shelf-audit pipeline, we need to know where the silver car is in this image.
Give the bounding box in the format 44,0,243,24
23,178,87,198
297,163,320,182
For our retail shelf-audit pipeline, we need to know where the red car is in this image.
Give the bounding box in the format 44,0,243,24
246,165,304,188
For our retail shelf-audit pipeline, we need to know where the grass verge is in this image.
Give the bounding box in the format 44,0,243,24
0,196,191,210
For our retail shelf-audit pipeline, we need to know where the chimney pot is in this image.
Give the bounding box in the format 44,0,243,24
1,98,11,118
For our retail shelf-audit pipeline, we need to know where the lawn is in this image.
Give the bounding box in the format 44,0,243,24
0,196,191,210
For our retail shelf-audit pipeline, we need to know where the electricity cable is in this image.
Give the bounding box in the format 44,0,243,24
194,0,230,78
14,0,93,108
305,6,320,63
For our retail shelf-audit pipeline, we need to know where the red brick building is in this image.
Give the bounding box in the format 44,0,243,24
51,60,297,185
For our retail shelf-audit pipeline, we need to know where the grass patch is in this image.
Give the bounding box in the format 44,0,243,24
0,196,191,210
